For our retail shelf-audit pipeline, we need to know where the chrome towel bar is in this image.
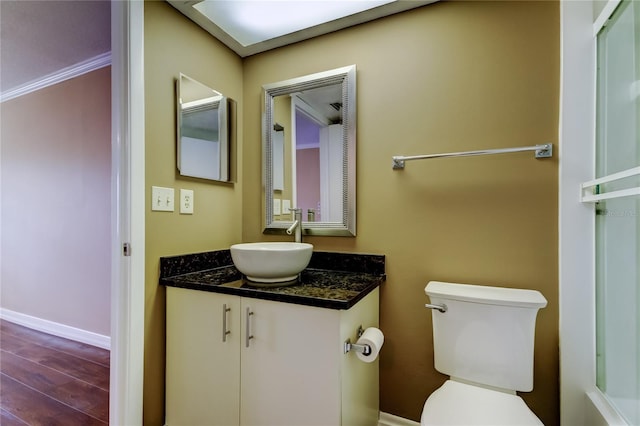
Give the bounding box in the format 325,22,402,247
392,144,553,170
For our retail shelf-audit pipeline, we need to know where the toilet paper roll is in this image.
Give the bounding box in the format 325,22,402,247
355,327,384,363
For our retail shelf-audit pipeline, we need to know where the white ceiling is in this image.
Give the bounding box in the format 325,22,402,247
0,0,111,94
191,0,396,46
168,0,435,57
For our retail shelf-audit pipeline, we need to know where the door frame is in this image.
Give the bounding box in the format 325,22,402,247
110,1,145,424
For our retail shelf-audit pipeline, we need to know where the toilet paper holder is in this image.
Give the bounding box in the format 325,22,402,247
343,325,371,355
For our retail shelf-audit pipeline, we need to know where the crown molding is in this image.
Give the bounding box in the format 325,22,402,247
1,51,111,103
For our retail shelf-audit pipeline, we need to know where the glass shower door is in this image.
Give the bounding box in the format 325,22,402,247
593,1,640,423
596,196,639,424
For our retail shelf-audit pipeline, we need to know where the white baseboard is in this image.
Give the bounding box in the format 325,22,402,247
379,412,421,426
0,308,110,350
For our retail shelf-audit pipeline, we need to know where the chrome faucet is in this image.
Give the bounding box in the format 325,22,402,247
286,208,303,243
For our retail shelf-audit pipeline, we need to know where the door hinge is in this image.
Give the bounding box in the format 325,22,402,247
123,243,131,257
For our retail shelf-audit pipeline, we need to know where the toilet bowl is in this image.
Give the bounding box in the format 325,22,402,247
420,380,543,425
421,281,547,426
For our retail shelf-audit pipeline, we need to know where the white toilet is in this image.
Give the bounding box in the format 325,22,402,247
421,281,547,426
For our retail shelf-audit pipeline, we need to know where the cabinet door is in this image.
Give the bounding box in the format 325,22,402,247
240,298,342,426
166,287,241,426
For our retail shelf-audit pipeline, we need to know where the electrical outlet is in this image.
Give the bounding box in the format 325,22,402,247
282,199,291,215
151,186,174,212
180,189,194,214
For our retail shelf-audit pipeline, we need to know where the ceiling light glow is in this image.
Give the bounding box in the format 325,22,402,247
193,0,395,47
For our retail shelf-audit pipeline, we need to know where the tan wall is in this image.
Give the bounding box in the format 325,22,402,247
1,68,111,336
243,1,559,424
143,2,243,423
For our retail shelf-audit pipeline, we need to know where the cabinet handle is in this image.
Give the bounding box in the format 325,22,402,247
245,307,254,348
222,304,231,342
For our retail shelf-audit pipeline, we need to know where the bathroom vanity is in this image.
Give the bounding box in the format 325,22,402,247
160,250,384,426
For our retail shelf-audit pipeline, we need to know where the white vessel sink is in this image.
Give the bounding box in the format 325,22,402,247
230,242,313,284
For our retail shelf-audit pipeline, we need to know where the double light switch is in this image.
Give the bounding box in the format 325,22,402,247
152,186,174,212
152,186,194,214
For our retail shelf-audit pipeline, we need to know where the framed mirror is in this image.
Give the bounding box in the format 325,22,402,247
177,73,230,181
262,65,356,236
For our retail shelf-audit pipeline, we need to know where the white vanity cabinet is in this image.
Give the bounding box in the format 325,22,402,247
165,286,380,426
165,288,241,425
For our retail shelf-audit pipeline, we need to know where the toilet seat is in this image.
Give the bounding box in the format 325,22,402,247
421,380,543,426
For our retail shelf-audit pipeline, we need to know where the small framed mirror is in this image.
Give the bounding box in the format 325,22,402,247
262,65,356,236
177,73,230,181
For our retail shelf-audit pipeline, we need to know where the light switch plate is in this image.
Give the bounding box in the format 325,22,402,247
273,198,281,215
282,199,291,215
152,186,174,212
180,189,194,214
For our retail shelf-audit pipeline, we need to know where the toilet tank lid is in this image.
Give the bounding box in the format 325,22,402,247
425,281,547,309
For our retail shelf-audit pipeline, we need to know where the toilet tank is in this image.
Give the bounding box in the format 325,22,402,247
425,281,547,392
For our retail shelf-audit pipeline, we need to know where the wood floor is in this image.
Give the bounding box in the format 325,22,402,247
0,320,109,425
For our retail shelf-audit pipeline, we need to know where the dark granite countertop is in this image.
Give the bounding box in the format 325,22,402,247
159,250,385,310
